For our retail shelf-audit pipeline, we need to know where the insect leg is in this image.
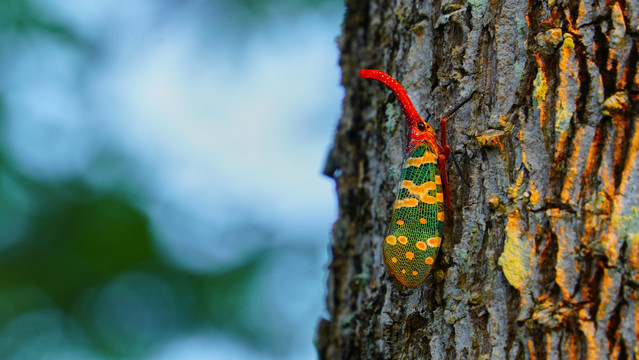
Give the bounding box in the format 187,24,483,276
439,117,452,211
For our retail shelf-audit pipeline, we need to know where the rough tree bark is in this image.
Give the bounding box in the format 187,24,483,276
317,0,639,359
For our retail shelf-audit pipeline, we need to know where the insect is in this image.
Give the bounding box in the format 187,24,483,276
360,69,453,288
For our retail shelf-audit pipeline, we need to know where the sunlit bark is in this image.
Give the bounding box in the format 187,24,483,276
318,0,639,358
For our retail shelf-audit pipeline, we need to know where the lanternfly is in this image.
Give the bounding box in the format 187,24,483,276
360,69,462,288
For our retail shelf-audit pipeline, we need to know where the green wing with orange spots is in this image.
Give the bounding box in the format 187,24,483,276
383,143,444,288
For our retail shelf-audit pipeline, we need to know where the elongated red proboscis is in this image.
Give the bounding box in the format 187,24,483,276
359,69,423,127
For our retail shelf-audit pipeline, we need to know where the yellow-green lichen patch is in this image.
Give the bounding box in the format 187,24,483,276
508,170,527,200
544,28,563,48
533,55,549,133
612,206,639,243
467,0,488,20
601,91,628,116
498,210,531,290
384,103,400,133
488,194,501,208
612,206,639,280
562,33,575,49
514,14,527,36
609,2,626,48
608,118,639,269
554,33,578,152
529,180,540,207
533,65,547,104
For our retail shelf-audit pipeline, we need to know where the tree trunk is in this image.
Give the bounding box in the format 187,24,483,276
317,0,639,359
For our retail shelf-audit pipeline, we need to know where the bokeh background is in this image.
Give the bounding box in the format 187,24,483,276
0,0,342,359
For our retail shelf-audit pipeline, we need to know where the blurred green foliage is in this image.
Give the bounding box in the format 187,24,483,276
0,162,276,357
0,0,320,357
0,0,87,46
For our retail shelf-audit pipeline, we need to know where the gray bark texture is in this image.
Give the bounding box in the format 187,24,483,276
317,0,639,359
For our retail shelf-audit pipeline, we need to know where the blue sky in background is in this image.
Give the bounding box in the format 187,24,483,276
2,0,343,358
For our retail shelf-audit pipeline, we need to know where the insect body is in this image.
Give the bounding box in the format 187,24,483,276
360,69,451,288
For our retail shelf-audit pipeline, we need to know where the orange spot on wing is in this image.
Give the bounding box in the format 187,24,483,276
412,181,436,193
386,236,397,245
396,219,404,226
391,257,397,263
425,257,434,265
398,236,408,245
435,175,442,185
405,158,419,167
423,152,437,163
401,269,407,274
395,198,418,209
436,193,444,202
406,251,414,260
420,194,438,204
402,181,438,202
427,237,440,247
419,218,427,224
405,152,437,167
423,181,437,190
416,241,427,251
412,271,418,276
437,212,444,221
